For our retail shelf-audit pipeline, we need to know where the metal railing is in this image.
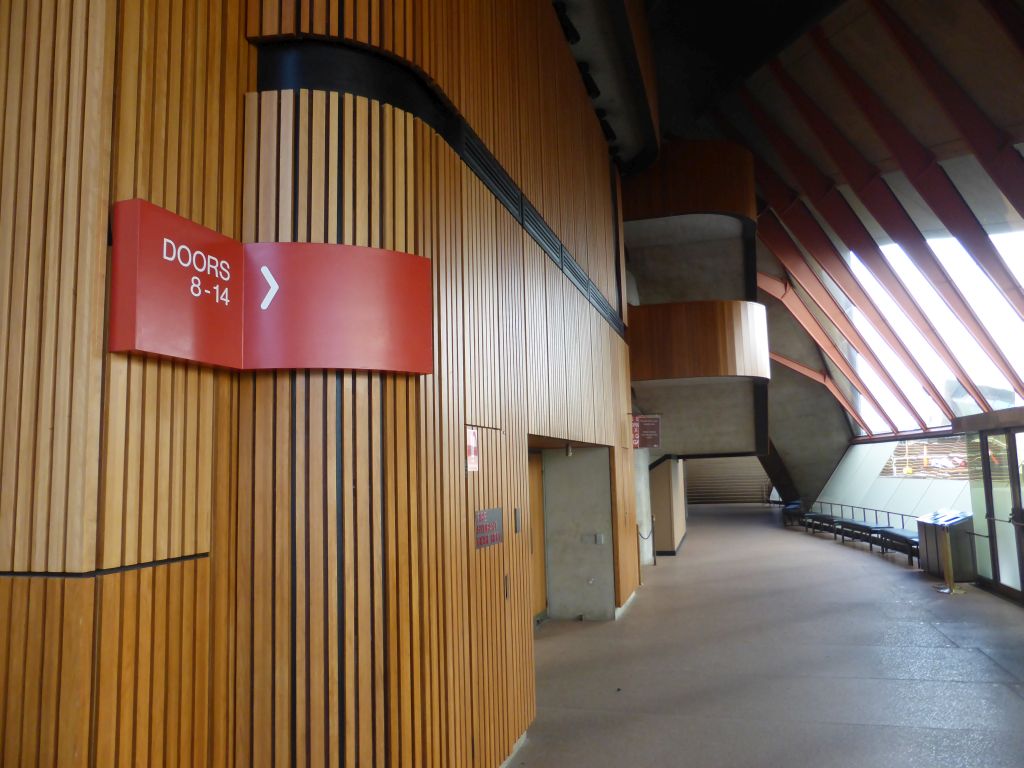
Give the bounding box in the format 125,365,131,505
810,500,917,530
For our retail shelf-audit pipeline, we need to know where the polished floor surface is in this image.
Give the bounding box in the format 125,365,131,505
511,505,1024,768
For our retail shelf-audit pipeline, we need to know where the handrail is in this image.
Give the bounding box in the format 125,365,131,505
810,500,918,529
812,500,993,538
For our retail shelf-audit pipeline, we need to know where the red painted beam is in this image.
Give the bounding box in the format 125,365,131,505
737,94,952,423
768,57,1014,407
758,211,928,428
867,0,1024,221
982,0,1024,57
755,179,931,430
769,351,872,434
810,29,1024,334
758,271,896,433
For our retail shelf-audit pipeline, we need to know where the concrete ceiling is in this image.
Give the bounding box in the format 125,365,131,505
643,0,1024,441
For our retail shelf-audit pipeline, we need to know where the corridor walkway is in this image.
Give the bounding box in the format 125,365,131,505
512,505,1024,767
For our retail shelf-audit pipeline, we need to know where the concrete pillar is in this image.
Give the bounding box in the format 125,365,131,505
651,458,687,555
541,447,616,620
633,448,654,565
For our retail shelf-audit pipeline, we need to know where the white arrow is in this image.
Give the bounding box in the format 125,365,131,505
259,265,279,310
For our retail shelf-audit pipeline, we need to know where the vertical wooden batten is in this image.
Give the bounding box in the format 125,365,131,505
0,2,640,766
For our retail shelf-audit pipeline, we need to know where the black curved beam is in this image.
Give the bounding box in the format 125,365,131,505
257,39,626,336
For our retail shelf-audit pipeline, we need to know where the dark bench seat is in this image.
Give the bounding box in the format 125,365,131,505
803,513,839,538
782,503,805,527
795,509,920,567
834,520,894,551
877,528,919,566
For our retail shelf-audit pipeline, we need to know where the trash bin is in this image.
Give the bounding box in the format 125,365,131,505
916,509,977,582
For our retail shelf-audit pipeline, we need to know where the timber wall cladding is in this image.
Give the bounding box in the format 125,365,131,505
236,88,632,767
0,0,249,764
0,2,640,768
246,0,622,310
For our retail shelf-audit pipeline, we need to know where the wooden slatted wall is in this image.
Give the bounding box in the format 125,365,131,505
0,0,114,575
0,1,640,766
230,87,632,766
100,0,252,573
0,0,249,764
246,0,622,308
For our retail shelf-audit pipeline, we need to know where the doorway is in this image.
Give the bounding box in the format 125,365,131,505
528,452,547,619
978,431,1024,595
526,445,617,621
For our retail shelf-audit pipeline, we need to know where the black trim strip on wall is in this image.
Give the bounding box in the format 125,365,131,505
0,551,209,579
256,38,626,337
649,450,764,470
753,377,769,456
758,439,800,504
742,219,758,301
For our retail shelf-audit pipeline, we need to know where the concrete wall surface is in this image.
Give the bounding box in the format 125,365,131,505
542,447,617,620
637,378,758,456
634,448,654,565
651,459,687,553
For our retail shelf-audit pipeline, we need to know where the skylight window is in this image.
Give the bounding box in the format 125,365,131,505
880,243,1022,411
990,231,1024,294
848,305,949,428
927,236,1024,380
790,280,916,433
853,351,919,432
796,246,952,426
848,253,978,418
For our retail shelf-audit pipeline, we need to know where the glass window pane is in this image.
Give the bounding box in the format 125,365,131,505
853,353,919,433
880,243,1023,411
795,248,949,426
790,281,914,433
848,253,977,419
986,433,1021,591
927,236,1024,383
989,231,1024,298
823,357,874,436
849,305,949,428
966,433,993,580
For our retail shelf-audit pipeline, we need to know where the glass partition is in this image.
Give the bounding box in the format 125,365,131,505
986,433,1021,591
848,252,976,418
966,433,993,580
880,244,1022,411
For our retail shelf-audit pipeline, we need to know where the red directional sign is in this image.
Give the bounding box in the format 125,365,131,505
110,199,244,368
243,243,433,372
110,199,433,373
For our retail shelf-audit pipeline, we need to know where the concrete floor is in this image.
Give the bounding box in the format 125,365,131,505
511,505,1024,768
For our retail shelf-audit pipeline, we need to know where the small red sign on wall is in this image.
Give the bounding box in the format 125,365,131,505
631,414,661,449
474,507,503,549
109,199,433,373
466,427,480,472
